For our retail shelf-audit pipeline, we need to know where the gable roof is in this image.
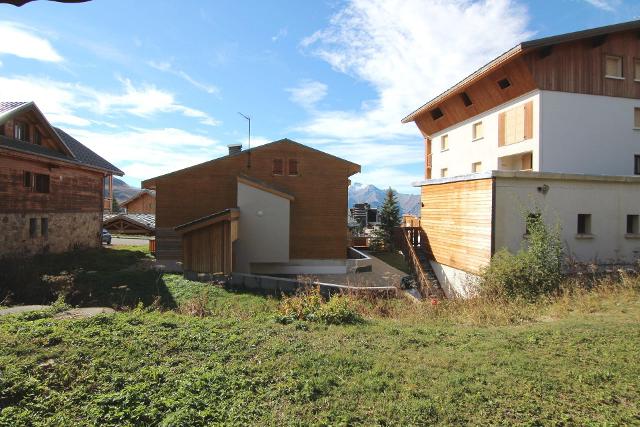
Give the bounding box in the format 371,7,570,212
0,101,123,176
174,208,240,234
103,213,156,231
401,19,640,124
142,138,360,188
120,189,156,207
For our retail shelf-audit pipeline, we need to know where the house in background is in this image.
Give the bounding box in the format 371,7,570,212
402,20,640,297
142,139,360,275
0,101,123,257
350,203,379,228
120,189,156,214
103,213,155,236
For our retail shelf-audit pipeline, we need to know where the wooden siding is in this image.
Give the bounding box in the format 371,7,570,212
150,140,356,261
182,220,232,274
420,178,493,273
414,57,537,137
123,192,155,214
0,152,103,214
523,30,640,99
1,112,68,155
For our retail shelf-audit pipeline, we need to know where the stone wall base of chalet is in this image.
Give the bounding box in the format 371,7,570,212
0,211,101,258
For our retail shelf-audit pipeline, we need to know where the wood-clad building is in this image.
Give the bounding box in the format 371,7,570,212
402,20,640,297
0,101,123,258
142,139,360,275
121,189,155,214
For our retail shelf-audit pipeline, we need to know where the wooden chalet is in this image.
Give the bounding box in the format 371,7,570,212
103,213,155,236
142,139,360,276
120,189,155,214
0,101,123,258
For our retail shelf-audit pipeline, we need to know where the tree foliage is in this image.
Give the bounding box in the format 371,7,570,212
375,188,402,251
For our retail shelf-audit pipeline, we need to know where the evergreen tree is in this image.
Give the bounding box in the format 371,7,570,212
111,197,121,213
377,187,401,250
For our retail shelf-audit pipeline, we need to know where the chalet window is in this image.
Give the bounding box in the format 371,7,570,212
288,158,299,176
634,155,640,175
472,121,483,140
634,108,640,129
460,92,473,107
525,212,541,235
497,78,511,89
605,55,623,79
577,214,592,235
34,174,50,193
471,161,482,173
14,121,29,142
29,218,37,238
440,168,448,178
33,128,42,145
23,171,32,188
626,215,639,234
498,101,533,146
272,158,284,175
430,107,444,120
440,134,449,151
635,58,640,82
41,218,48,237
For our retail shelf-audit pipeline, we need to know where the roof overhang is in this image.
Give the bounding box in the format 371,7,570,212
175,208,240,234
237,175,295,201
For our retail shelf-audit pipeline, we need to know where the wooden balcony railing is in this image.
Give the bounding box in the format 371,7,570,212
393,227,440,297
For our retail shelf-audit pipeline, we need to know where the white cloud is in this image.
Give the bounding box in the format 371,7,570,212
0,21,63,62
148,60,220,95
294,0,532,191
272,27,288,42
286,79,328,110
582,0,619,11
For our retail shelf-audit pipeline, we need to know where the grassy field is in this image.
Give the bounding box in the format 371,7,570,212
0,247,639,425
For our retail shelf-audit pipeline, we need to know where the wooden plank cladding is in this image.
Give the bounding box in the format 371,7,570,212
420,178,493,273
182,220,232,274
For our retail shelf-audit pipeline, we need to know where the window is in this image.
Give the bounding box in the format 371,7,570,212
440,134,449,151
605,55,623,79
635,108,640,129
33,128,42,145
498,101,533,146
635,58,640,81
34,174,50,193
577,214,592,235
460,92,473,107
627,215,639,234
525,212,541,235
497,78,511,89
23,171,32,188
29,218,37,238
430,107,444,120
471,161,482,173
440,168,448,177
635,155,640,175
41,218,48,237
272,159,283,175
288,159,299,176
14,121,29,142
472,121,483,140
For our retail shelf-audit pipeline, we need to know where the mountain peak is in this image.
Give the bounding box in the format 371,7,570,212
348,183,420,216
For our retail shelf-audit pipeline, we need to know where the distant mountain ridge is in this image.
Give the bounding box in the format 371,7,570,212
349,183,420,216
112,178,140,202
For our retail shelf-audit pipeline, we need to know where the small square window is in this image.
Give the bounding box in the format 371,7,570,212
605,55,623,79
471,161,482,173
33,128,42,145
460,92,473,107
35,174,50,193
14,121,29,142
29,218,38,238
288,159,299,176
627,215,639,234
497,78,511,89
634,108,640,129
23,171,32,188
635,155,640,175
472,121,483,140
577,214,592,235
440,168,448,178
41,218,48,237
635,58,640,81
272,159,284,175
440,134,449,151
430,107,444,120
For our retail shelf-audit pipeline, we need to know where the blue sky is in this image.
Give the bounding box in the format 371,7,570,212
0,0,639,193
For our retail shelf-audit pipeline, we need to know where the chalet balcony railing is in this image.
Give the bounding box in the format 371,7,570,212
393,226,440,297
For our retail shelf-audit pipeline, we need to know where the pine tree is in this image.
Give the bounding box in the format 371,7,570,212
378,187,401,250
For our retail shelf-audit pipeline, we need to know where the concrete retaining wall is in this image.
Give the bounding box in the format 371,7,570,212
346,247,373,273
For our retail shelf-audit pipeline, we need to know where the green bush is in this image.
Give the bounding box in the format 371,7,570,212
276,287,361,325
480,211,563,299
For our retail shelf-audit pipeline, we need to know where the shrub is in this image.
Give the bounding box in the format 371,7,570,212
178,289,213,317
276,287,361,325
480,211,563,300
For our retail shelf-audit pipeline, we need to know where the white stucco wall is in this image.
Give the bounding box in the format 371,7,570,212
430,91,540,178
429,260,479,298
494,174,640,265
539,91,640,175
235,182,290,273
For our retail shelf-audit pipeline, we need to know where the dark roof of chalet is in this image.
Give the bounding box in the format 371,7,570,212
143,138,360,187
120,189,156,206
103,213,155,230
55,127,124,175
174,208,239,232
0,101,123,176
401,19,640,123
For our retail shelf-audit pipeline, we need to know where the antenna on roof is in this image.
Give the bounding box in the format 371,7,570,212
238,112,251,169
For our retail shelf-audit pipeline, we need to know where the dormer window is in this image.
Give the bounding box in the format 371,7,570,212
14,121,29,142
430,107,444,120
497,78,511,89
33,128,42,145
605,55,623,79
